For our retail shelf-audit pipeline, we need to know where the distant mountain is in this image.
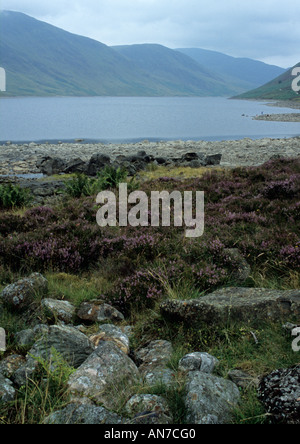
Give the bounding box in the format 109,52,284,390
0,10,287,98
112,44,239,96
233,63,300,102
0,10,167,96
0,11,237,97
176,48,285,92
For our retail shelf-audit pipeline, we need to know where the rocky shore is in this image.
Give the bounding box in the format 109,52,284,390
1,136,300,177
253,113,300,122
252,100,300,122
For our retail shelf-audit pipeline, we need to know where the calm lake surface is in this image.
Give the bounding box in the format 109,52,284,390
0,96,299,143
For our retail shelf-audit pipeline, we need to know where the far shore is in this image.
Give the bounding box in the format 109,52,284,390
253,99,300,122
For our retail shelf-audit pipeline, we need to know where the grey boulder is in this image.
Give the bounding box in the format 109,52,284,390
0,273,48,312
44,403,124,424
185,371,240,424
67,341,140,410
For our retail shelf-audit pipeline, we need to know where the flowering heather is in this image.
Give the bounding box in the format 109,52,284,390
279,243,300,268
262,175,299,200
106,269,163,314
99,233,161,259
0,157,298,310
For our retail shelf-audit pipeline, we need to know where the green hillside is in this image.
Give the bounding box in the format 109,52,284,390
0,10,290,98
0,10,236,97
233,62,300,102
0,10,167,96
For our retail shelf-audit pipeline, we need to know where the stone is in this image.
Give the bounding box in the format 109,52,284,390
0,374,15,403
258,365,300,424
160,287,300,327
125,394,173,424
77,300,124,323
44,403,124,424
228,369,260,390
68,341,140,410
37,156,66,176
13,325,95,386
87,153,111,176
0,354,26,379
205,154,222,165
185,371,240,424
89,324,130,355
30,325,95,368
41,298,76,324
0,273,48,312
155,157,167,165
179,352,219,374
63,158,87,174
135,340,174,386
14,324,49,347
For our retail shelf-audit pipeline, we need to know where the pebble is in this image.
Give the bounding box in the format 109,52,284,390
0,137,299,175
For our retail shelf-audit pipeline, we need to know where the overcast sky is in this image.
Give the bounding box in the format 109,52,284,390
1,0,299,68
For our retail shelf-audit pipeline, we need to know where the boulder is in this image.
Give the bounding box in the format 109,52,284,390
0,354,26,379
63,158,87,174
37,157,66,176
205,154,222,165
13,325,95,386
155,157,168,165
29,325,95,368
41,298,76,324
67,341,140,410
135,340,174,386
0,374,15,403
14,324,49,347
87,153,111,176
179,352,219,374
185,371,240,424
177,153,206,168
258,365,300,424
0,273,48,312
160,287,300,327
44,403,124,424
125,394,173,424
77,300,124,323
89,324,130,355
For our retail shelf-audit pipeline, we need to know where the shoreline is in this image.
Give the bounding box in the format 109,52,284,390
253,113,300,122
0,136,299,176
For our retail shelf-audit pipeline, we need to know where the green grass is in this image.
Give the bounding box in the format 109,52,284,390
45,272,112,308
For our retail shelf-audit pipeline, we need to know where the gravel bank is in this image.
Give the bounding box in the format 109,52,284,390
253,113,300,122
0,137,300,176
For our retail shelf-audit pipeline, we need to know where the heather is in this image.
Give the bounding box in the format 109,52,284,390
0,157,299,298
0,156,300,424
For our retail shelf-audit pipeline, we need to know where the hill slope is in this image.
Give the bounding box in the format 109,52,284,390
0,10,169,96
176,48,285,92
0,11,235,97
233,63,300,102
0,10,288,98
112,44,239,96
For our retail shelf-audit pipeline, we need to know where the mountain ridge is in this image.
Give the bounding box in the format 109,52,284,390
0,10,287,98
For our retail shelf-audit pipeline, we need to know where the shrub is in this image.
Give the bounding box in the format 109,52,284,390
0,183,31,209
64,174,96,198
106,269,163,315
96,165,128,190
